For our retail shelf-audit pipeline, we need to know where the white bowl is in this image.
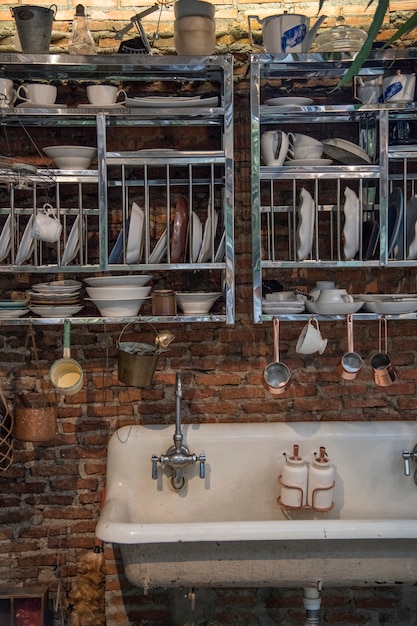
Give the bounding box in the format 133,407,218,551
86,285,151,300
363,300,417,315
176,292,221,314
84,275,152,288
43,145,97,170
306,300,364,315
86,296,149,317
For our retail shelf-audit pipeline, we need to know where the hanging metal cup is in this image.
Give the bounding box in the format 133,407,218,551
370,317,397,387
263,317,292,395
339,314,363,380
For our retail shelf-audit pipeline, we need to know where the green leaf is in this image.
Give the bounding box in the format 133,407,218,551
383,12,417,47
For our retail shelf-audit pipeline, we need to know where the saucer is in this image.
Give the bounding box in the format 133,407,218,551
78,103,125,109
265,97,313,106
284,158,332,166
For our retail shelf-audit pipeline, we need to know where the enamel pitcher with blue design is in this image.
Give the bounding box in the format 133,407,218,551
248,12,326,54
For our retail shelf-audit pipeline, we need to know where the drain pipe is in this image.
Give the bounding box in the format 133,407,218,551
303,585,321,625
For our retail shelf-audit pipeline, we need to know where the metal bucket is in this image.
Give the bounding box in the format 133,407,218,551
117,323,173,387
14,406,57,442
11,5,57,54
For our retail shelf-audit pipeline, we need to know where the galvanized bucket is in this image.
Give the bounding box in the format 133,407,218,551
11,5,57,54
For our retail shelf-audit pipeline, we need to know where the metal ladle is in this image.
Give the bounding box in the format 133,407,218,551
263,317,292,395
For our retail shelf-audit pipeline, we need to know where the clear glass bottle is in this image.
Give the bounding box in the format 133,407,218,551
68,4,96,55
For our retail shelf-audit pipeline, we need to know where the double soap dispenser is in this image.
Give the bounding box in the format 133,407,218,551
279,444,335,511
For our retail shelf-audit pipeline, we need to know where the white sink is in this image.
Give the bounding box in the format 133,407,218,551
96,421,417,590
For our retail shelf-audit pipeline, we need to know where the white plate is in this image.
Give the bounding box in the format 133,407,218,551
0,215,11,262
16,102,67,109
322,138,371,165
32,280,82,292
125,96,218,108
29,305,83,318
297,188,315,261
126,202,144,264
265,97,313,106
363,300,417,314
306,300,364,315
0,308,29,318
263,304,305,314
61,216,81,266
197,208,219,263
284,158,333,167
15,215,34,265
343,186,360,260
214,231,226,262
191,211,202,262
0,300,28,308
405,197,417,259
148,229,167,263
78,103,125,109
355,293,417,302
388,187,403,256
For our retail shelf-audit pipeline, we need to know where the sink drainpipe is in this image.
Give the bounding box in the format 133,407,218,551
303,586,321,625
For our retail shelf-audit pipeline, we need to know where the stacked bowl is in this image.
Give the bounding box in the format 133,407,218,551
84,274,152,317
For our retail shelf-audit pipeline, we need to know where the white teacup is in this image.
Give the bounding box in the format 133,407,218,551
288,132,323,148
317,288,353,304
32,204,62,243
288,145,323,160
87,85,127,105
354,75,383,104
296,317,327,355
16,83,57,105
261,130,289,166
383,73,416,103
0,79,15,107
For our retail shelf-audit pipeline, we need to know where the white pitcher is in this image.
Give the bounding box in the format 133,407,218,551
248,13,327,54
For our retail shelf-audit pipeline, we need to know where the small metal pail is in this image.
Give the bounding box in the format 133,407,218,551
117,323,171,388
11,4,57,54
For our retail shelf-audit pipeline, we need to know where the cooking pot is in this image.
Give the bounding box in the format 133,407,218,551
248,12,326,54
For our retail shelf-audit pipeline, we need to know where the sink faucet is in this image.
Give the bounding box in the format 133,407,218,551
151,373,206,490
402,444,417,477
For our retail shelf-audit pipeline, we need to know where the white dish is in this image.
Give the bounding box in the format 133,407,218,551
78,103,125,109
306,300,364,315
355,293,417,302
16,103,67,109
343,186,360,260
0,308,28,318
197,208,219,263
148,229,167,263
32,279,81,292
262,304,305,315
297,188,315,261
214,231,226,262
0,300,28,309
405,197,417,259
43,146,96,170
191,211,202,262
388,187,403,256
125,96,218,108
85,296,149,317
29,305,83,318
176,292,221,315
0,215,11,262
15,215,34,265
363,300,417,315
126,202,144,264
86,285,151,300
84,275,152,287
322,138,371,165
284,158,332,167
265,97,313,106
61,216,81,266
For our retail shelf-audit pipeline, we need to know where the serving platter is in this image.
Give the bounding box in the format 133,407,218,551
322,138,371,165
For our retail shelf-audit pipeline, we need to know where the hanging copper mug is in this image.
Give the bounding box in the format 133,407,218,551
370,317,398,387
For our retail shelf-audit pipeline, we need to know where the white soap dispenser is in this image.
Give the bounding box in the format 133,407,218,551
280,444,308,508
307,446,335,511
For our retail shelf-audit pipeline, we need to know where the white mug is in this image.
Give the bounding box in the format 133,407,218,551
87,85,127,105
0,78,15,107
16,83,57,105
296,317,327,355
354,75,383,104
383,73,416,103
260,130,289,166
32,204,62,243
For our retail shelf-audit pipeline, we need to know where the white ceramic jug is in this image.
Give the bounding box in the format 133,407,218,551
248,13,326,53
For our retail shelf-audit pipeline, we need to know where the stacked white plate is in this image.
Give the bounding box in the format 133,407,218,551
27,279,83,317
0,299,29,318
262,293,306,315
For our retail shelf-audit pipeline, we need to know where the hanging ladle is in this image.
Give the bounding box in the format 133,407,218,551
49,319,83,396
263,317,292,395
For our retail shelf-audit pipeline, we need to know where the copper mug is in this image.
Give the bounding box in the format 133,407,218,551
339,314,363,380
370,318,397,387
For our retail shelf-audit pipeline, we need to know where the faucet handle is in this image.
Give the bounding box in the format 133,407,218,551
403,451,411,476
199,453,206,479
151,454,159,479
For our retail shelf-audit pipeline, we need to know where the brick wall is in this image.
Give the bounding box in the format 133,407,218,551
0,2,417,625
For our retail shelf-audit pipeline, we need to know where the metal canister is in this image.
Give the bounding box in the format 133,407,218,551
152,289,177,315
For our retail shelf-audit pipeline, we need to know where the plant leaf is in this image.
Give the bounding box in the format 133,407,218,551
383,12,417,47
335,0,390,88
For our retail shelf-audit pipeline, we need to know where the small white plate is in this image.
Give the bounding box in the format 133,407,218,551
197,209,218,263
148,229,167,263
0,308,29,318
297,188,315,261
15,215,34,265
0,215,11,262
126,202,144,264
265,97,313,106
61,216,81,266
322,138,371,165
32,280,82,292
191,211,202,262
284,158,333,167
214,231,226,262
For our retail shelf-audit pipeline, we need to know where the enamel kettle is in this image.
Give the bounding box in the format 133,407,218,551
248,12,327,54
